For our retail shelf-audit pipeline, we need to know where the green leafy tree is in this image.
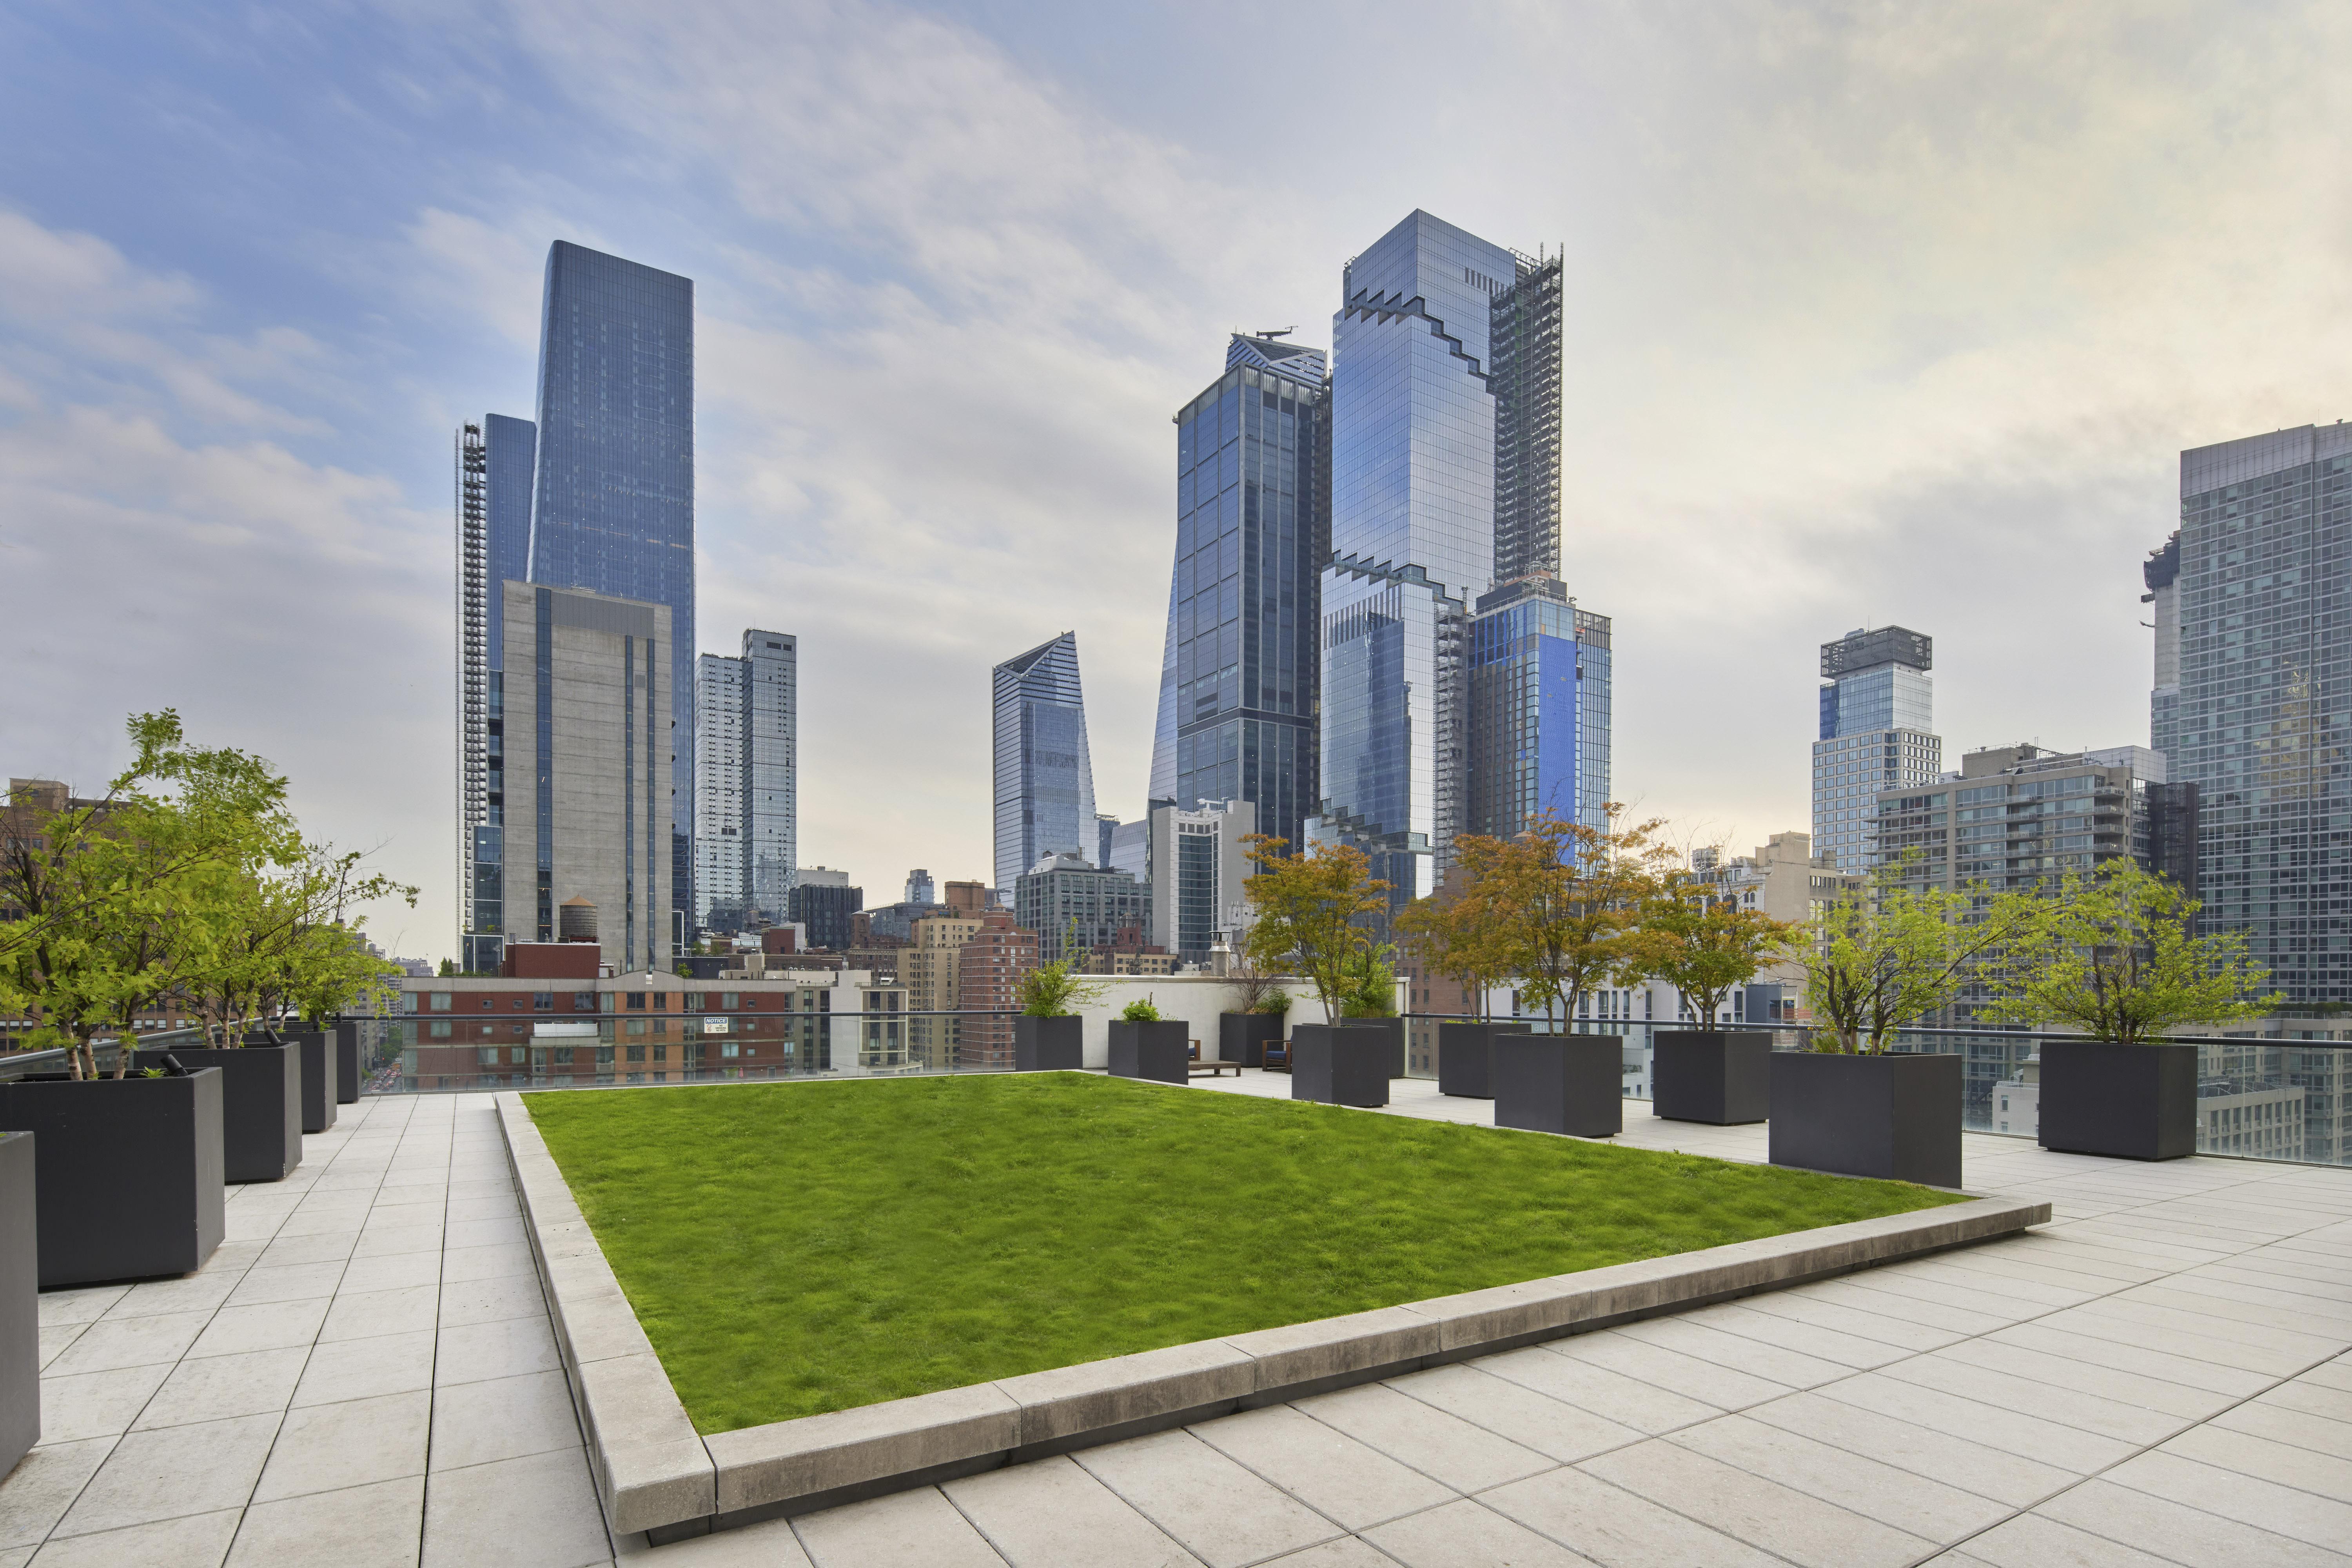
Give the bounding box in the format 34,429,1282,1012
1802,860,2042,1053
1464,807,1679,1032
0,712,287,1078
1016,918,1108,1017
1980,860,2275,1042
1336,945,1399,1018
1394,867,1512,1022
1641,859,1805,1029
1238,836,1391,1023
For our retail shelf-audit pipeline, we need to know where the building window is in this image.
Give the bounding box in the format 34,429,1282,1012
684,992,702,1010
574,992,595,1011
534,993,553,1011
554,1047,575,1065
477,1048,499,1067
626,1045,646,1063
654,993,669,1011
626,1019,648,1036
627,992,646,1010
722,993,740,1010
430,993,452,1012
430,1022,452,1040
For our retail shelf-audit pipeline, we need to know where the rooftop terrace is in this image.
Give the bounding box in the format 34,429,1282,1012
9,1072,2352,1567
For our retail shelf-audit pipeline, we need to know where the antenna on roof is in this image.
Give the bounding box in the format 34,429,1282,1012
1251,327,1296,340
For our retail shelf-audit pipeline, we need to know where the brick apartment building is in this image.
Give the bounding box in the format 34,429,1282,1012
395,941,907,1089
953,910,1036,1068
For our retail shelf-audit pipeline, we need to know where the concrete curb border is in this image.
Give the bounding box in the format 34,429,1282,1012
496,1091,2051,1542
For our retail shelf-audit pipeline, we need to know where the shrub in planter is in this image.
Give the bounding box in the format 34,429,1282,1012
0,1131,36,1472
1108,1008,1188,1084
1013,926,1107,1072
1290,1023,1390,1107
0,1068,227,1287
1652,1031,1772,1125
1769,1051,1962,1187
133,1040,301,1182
1494,1033,1622,1138
1979,862,2274,1163
1013,1015,1082,1073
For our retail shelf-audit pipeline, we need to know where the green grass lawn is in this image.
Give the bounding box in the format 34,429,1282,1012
528,1074,1964,1433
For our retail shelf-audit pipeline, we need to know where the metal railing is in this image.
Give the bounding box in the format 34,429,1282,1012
0,1027,209,1082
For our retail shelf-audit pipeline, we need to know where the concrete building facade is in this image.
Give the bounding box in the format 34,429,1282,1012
503,583,673,977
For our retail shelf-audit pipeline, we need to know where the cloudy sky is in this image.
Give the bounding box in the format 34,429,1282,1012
4,1,2347,962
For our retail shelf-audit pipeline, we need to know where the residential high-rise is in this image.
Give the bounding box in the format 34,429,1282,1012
1146,798,1257,965
992,633,1096,893
455,414,537,974
786,867,858,953
1811,626,1940,871
1014,853,1147,967
692,653,746,932
1150,333,1329,854
1316,212,1563,909
527,242,696,940
954,911,1037,1068
503,583,672,975
2158,424,2352,1007
904,869,935,906
1465,576,1611,839
2144,531,2183,769
692,630,797,933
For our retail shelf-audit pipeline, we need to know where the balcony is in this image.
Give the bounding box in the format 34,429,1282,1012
5,1048,2349,1565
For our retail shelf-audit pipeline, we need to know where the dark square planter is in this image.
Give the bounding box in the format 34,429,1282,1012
1336,1016,1405,1078
285,1027,337,1133
134,1045,301,1182
1770,1051,1963,1188
0,1070,226,1287
1108,1020,1190,1085
1653,1031,1773,1125
333,1020,362,1103
0,1132,36,1472
1437,1022,1531,1099
1218,1013,1284,1069
1290,1024,1391,1107
1494,1034,1623,1137
1013,1015,1083,1072
2038,1040,2198,1161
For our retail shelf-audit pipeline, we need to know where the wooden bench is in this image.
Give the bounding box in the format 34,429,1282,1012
1187,1039,1239,1078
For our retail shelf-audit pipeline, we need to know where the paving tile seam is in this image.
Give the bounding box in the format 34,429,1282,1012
1869,1329,2352,1568
853,1482,1013,1566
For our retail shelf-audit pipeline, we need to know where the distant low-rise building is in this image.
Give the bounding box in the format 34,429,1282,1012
1016,853,1147,966
954,910,1036,1068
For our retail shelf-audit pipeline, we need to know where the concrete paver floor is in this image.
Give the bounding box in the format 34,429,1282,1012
5,1075,2350,1566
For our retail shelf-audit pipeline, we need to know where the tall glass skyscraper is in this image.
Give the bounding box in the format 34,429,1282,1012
455,413,537,973
1811,626,1940,871
1318,211,1563,907
1149,332,1328,854
993,632,1097,893
692,631,797,934
527,242,696,939
1466,577,1610,840
2158,425,2352,1005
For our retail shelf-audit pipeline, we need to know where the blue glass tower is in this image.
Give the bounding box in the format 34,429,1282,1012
1466,577,1610,840
993,633,1097,894
1149,333,1328,855
527,242,696,934
456,413,537,969
1811,627,1940,871
1318,211,1561,907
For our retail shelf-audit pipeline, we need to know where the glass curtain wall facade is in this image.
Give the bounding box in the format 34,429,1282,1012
526,241,696,931
456,413,537,971
2165,424,2352,1005
992,633,1097,893
1318,211,1560,911
1466,577,1611,838
1811,626,1940,871
1149,333,1328,855
690,631,797,934
1490,254,1564,584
